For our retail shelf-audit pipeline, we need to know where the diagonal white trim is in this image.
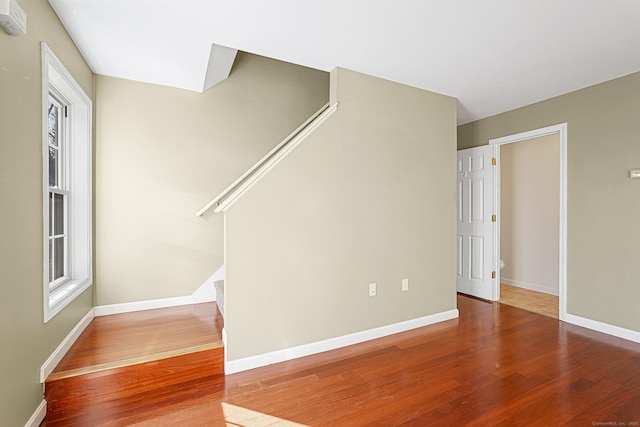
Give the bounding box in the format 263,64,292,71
197,102,331,216
196,102,338,217
216,102,338,213
40,308,94,382
24,400,46,427
225,309,459,375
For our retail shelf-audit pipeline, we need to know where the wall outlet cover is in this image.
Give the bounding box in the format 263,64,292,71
369,283,376,297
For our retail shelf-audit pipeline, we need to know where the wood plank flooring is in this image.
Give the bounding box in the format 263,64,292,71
44,295,640,425
499,283,559,319
44,303,225,426
50,302,223,379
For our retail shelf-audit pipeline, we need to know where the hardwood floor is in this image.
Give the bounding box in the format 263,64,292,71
48,302,224,380
499,283,559,319
44,295,640,425
44,303,225,426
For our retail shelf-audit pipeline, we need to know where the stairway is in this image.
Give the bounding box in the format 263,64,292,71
214,279,224,318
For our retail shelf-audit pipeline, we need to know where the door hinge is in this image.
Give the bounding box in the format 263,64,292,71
492,157,496,166
492,271,496,279
492,214,496,222
64,106,68,118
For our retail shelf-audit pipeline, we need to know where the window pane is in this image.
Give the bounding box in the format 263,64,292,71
53,193,64,235
49,239,54,283
48,100,61,188
54,237,64,281
48,102,59,147
49,193,53,237
49,146,58,187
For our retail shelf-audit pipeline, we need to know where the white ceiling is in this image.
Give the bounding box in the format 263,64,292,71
49,0,640,124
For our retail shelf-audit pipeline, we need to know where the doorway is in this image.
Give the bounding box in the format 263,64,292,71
490,124,567,321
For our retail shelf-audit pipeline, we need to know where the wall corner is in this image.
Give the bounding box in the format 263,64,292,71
329,67,339,105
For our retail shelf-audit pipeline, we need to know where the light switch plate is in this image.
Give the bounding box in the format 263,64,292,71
630,169,640,179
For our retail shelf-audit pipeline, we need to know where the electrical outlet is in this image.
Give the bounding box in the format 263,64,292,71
402,278,409,291
369,283,377,297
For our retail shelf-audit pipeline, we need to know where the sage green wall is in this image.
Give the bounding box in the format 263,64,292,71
95,53,328,305
225,67,457,361
0,0,94,424
458,72,640,332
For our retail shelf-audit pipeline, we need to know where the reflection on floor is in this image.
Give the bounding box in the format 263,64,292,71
44,303,225,425
500,283,558,319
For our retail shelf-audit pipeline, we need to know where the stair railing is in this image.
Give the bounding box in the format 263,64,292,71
196,101,338,216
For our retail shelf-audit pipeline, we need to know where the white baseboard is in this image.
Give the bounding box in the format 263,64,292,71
95,265,224,316
225,308,459,375
501,277,558,296
222,328,228,371
564,313,640,344
42,266,224,384
24,399,46,427
94,295,195,316
40,308,95,382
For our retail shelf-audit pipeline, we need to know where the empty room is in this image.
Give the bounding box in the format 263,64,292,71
1,0,640,425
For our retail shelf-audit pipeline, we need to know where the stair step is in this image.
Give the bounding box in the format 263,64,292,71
44,302,225,424
47,341,223,381
45,346,225,423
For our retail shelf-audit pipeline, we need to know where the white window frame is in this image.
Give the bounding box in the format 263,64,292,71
42,43,93,322
47,94,70,291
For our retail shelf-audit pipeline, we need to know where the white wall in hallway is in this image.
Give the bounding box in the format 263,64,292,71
500,134,560,295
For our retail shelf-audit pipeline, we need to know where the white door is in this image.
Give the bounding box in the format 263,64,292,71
457,146,496,301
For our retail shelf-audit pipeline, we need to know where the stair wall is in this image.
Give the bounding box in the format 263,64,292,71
224,67,457,362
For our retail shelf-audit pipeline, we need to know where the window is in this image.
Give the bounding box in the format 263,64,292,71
47,95,69,290
42,43,92,322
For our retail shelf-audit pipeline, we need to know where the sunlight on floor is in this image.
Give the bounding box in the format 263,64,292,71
222,402,309,426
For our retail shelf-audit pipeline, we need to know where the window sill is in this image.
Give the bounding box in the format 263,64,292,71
45,278,92,322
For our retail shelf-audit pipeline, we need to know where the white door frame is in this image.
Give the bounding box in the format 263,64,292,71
489,123,567,321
